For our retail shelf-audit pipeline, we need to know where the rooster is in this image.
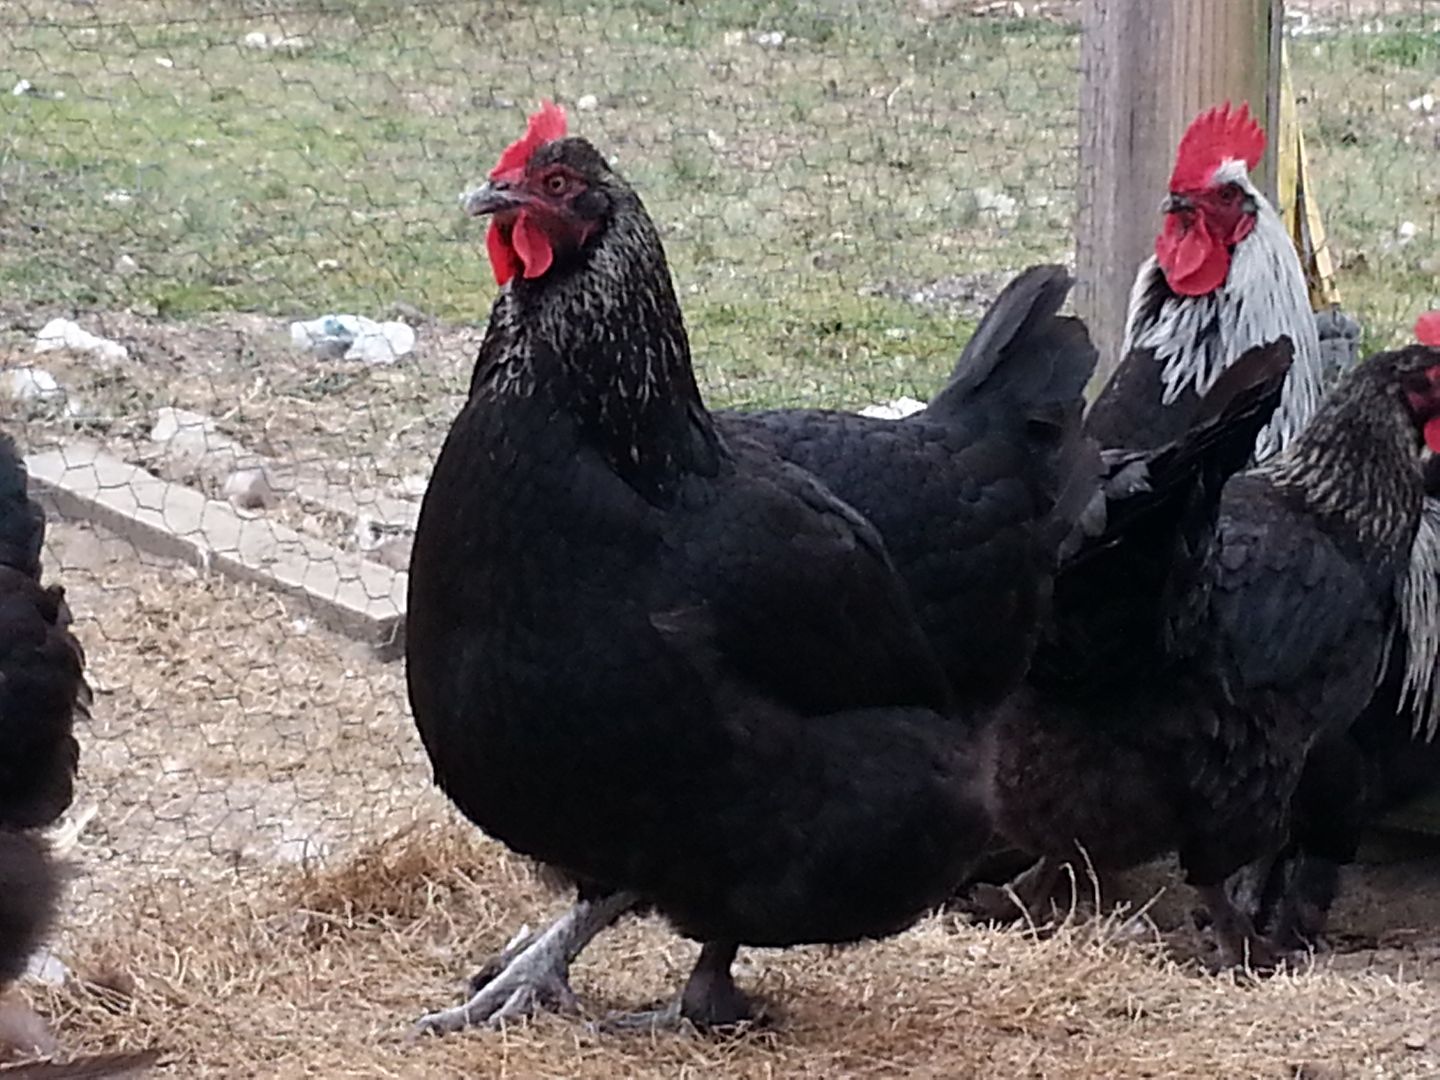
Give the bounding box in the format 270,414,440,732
1084,102,1322,461
984,339,1440,967
406,102,1005,1034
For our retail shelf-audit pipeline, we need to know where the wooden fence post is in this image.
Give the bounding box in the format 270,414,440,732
1076,0,1284,389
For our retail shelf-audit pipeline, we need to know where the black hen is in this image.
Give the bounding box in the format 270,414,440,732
406,103,996,1033
984,343,1440,967
0,432,87,987
720,265,1098,708
1243,315,1440,947
1245,456,1440,949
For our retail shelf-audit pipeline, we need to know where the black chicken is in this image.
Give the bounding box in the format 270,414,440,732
0,432,86,986
406,103,1004,1034
1247,313,1440,947
718,264,1096,709
983,341,1440,966
0,436,152,1077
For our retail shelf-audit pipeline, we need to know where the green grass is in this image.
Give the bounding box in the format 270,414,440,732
1288,14,1440,352
0,0,1078,407
0,0,1435,409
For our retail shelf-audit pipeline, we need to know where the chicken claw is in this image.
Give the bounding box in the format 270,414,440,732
408,890,638,1038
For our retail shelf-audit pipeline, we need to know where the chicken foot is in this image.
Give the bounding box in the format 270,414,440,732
592,940,760,1034
963,856,1067,924
1193,883,1284,972
408,889,639,1038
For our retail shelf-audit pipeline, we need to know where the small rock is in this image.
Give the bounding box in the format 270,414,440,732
240,30,309,52
705,129,727,151
1408,93,1435,114
155,56,174,69
115,253,140,274
1,367,63,404
224,466,275,510
1398,221,1418,244
372,533,414,572
859,396,926,420
34,317,129,362
316,258,340,271
24,948,70,987
974,186,1020,224
755,29,787,47
290,314,416,365
1404,1033,1428,1051
576,93,599,111
103,190,133,205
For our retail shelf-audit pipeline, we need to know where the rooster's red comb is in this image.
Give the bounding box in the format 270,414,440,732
1169,101,1267,192
1417,312,1440,347
489,100,568,179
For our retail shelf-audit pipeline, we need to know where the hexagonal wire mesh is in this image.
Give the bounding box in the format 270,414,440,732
0,0,1436,1069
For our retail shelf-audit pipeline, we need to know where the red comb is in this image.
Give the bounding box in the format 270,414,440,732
489,100,568,179
1169,101,1267,192
1418,312,1440,347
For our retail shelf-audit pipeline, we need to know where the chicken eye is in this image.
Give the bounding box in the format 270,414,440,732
545,173,569,196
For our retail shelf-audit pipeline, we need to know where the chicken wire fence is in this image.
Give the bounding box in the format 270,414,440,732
0,0,1435,912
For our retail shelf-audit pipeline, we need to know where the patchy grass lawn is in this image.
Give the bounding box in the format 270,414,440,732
2,2,1435,399
0,0,1080,412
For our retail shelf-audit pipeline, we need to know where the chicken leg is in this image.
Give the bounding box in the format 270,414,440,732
1193,883,1284,972
593,939,758,1033
962,856,1067,924
408,889,639,1037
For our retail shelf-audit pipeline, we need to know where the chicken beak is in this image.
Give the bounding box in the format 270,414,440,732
461,180,527,218
1161,193,1193,214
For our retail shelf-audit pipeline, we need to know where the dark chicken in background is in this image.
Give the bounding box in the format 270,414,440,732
1061,100,1440,951
984,340,1440,968
718,265,1097,709
0,434,156,1076
1249,312,1440,949
0,431,85,989
405,102,1020,1034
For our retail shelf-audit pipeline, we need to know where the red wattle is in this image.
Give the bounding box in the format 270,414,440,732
1424,415,1440,455
1156,215,1230,297
513,214,555,280
486,221,521,286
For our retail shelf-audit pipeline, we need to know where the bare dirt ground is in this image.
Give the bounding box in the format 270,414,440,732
3,516,1438,1078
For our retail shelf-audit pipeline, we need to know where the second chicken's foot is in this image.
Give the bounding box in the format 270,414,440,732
407,890,639,1039
1194,883,1286,973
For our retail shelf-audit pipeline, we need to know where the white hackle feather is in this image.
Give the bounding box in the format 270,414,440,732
1398,495,1440,742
